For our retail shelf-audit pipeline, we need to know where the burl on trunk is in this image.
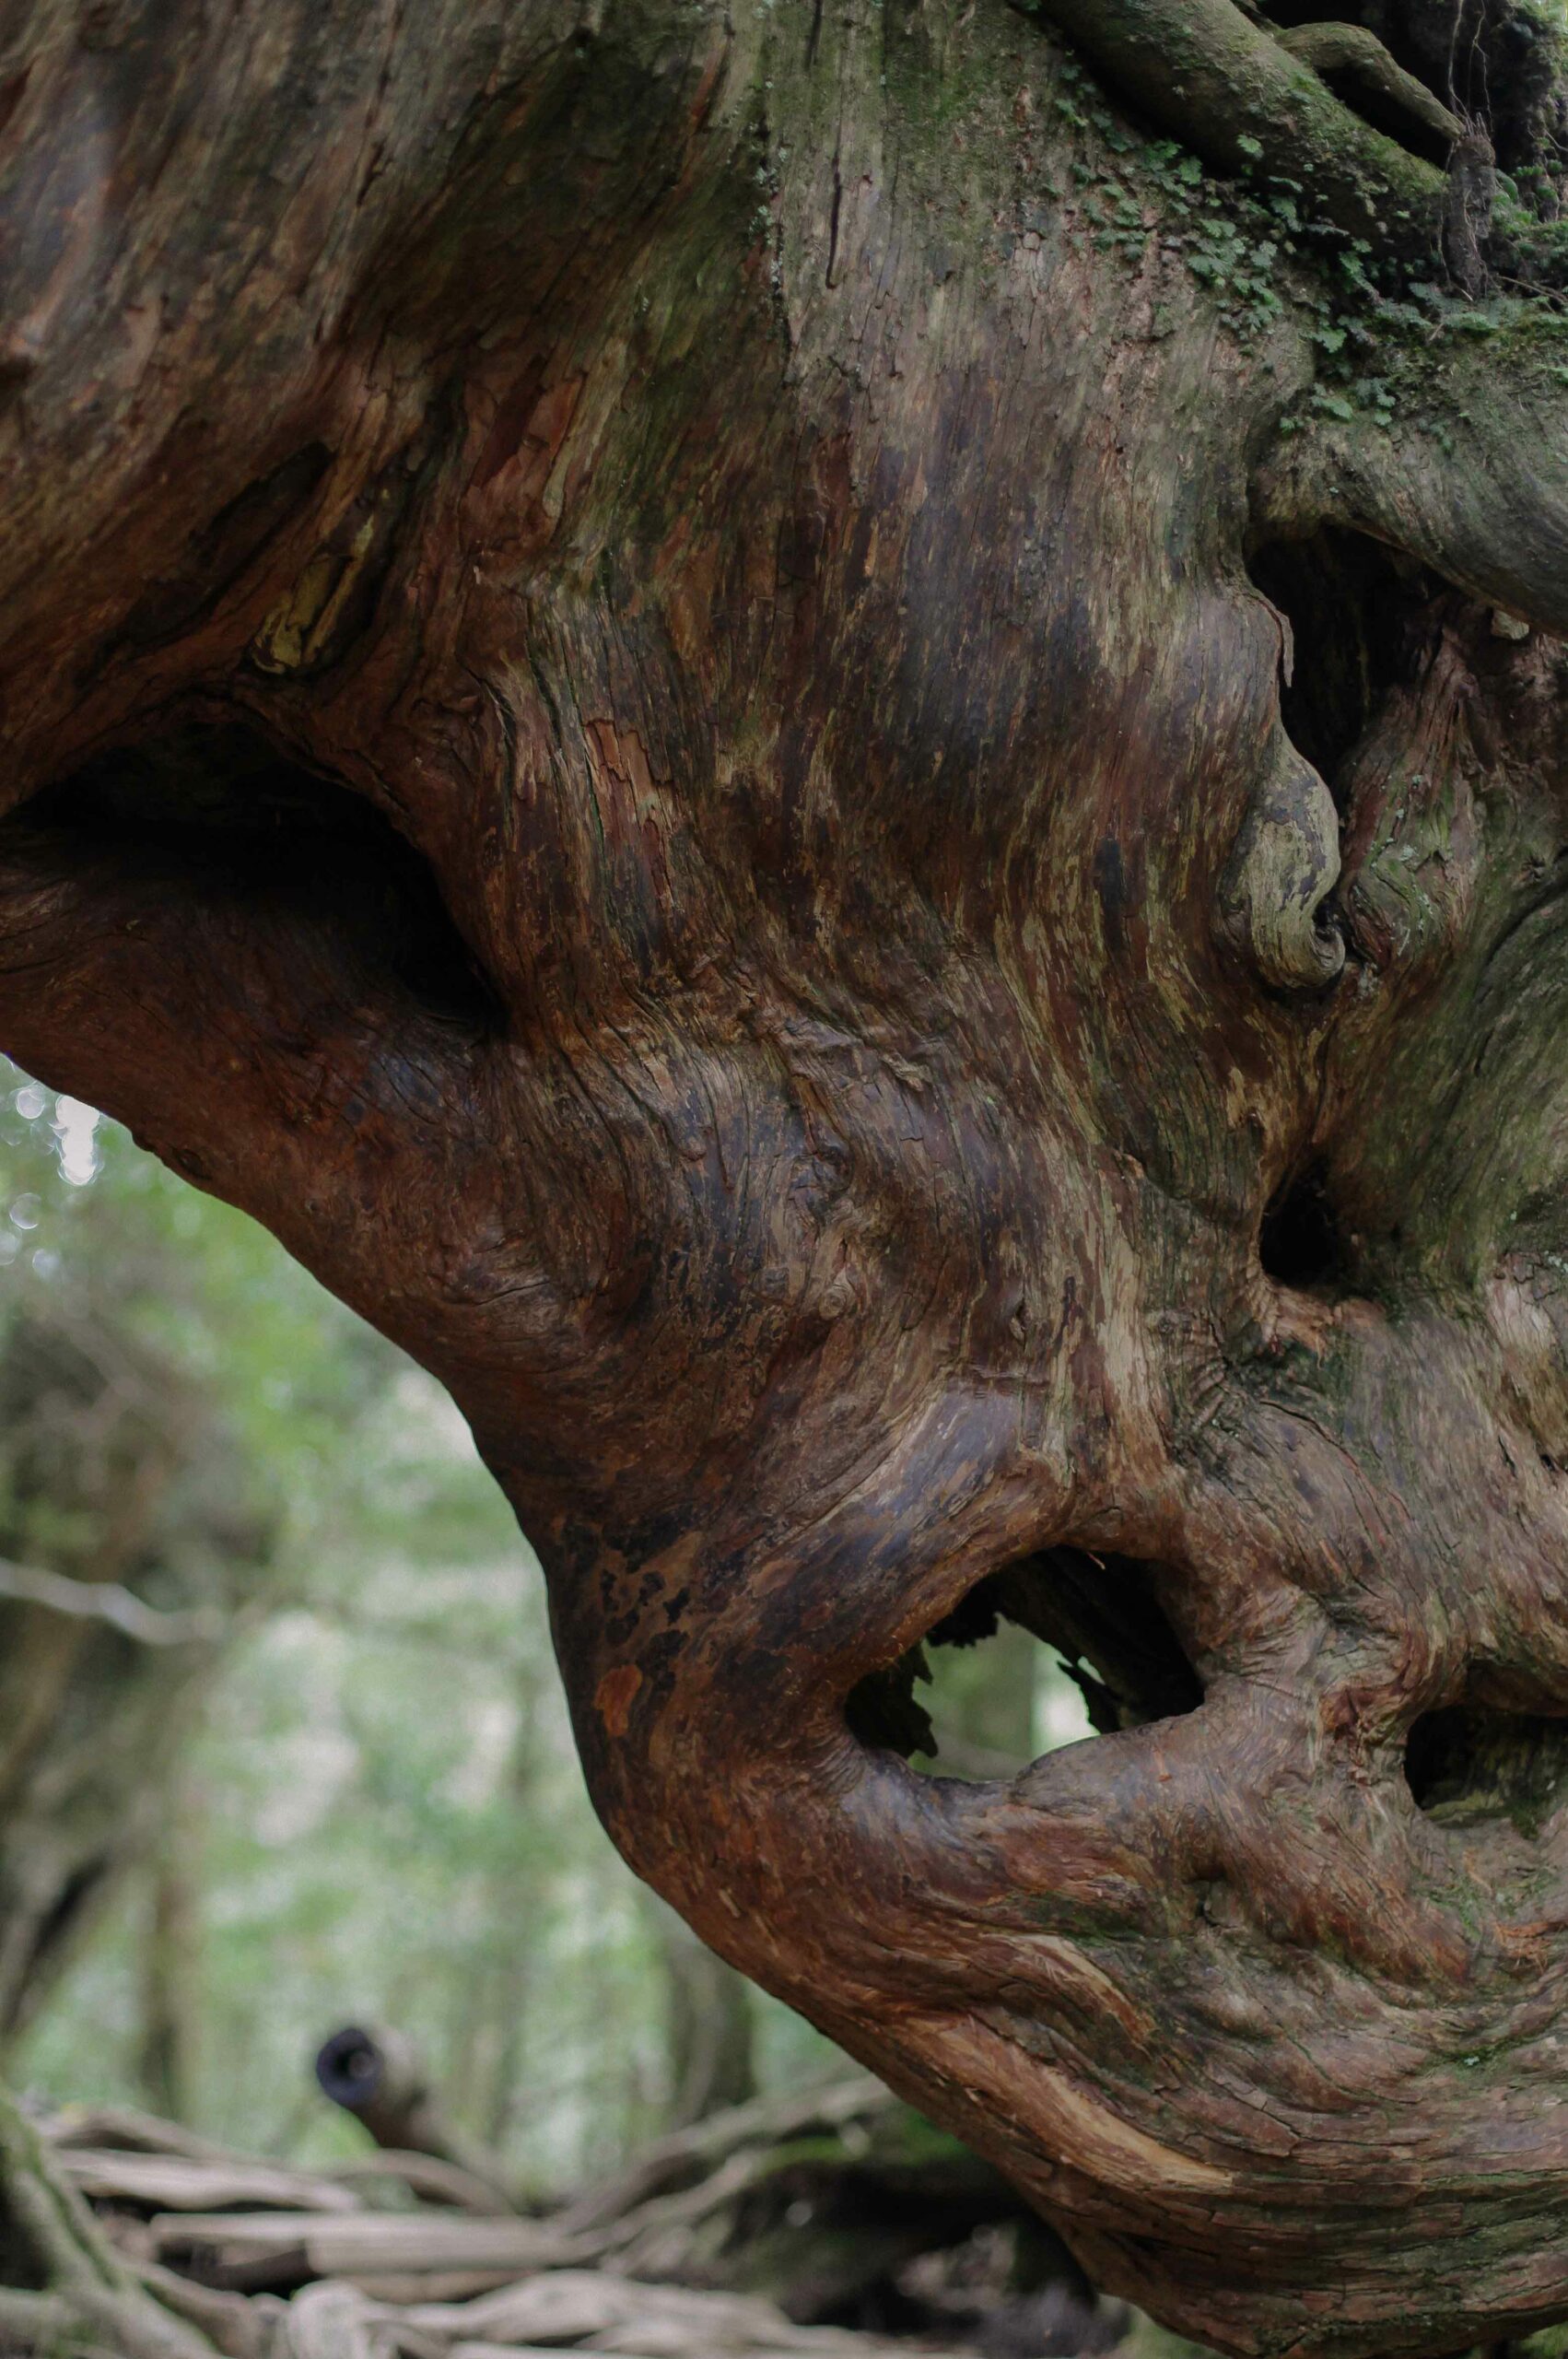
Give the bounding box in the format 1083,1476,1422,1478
5,0,1568,2348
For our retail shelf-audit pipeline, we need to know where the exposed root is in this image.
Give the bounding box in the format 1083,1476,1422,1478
0,2083,220,2359
1,2083,1004,2359
1274,22,1463,151
1021,0,1447,257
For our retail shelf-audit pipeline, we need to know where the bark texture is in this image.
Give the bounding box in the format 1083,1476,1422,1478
6,0,1568,2351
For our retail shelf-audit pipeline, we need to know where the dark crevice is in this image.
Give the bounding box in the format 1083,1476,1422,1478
1260,1160,1346,1288
1406,1702,1568,1837
1247,529,1438,798
846,1551,1202,1780
9,721,503,1033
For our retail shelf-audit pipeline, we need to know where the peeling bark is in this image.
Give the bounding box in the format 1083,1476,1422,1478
5,1,1568,2352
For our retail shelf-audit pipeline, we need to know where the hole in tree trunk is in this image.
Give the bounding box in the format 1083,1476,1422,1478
1259,1160,1346,1288
845,1551,1202,1781
7,720,502,1031
1247,528,1436,795
1406,1703,1568,1837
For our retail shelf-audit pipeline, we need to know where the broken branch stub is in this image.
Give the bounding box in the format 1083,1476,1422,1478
314,2028,518,2211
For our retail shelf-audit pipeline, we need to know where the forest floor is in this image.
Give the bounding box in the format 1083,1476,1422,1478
0,2079,1184,2359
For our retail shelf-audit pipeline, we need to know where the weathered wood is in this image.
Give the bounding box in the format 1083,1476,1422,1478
48,2104,512,2217
387,2268,971,2355
144,2210,579,2286
330,2154,521,2218
6,1,1568,2352
58,2077,1053,2337
556,2081,889,2237
7,2088,1069,2358
56,2150,362,2218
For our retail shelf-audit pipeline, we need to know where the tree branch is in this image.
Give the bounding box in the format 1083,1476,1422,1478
1256,323,1568,637
0,812,515,1375
0,1558,222,1648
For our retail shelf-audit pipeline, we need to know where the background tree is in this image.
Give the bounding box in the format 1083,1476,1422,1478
0,1097,285,2048
0,1072,407,2060
7,1,1568,2351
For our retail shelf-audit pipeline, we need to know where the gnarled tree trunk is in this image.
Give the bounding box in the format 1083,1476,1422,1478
5,1,1568,2350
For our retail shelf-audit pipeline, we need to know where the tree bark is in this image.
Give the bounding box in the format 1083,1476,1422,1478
6,2,1568,2351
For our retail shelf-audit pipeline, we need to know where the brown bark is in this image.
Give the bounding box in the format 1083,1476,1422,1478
6,2,1568,2352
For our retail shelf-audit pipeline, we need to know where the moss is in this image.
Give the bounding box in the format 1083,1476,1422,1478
1018,0,1568,475
1517,2327,1568,2359
1022,0,1445,258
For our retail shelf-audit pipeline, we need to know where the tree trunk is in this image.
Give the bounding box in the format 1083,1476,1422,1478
0,1309,274,2043
650,1900,757,2131
136,1793,200,2126
5,3,1568,2350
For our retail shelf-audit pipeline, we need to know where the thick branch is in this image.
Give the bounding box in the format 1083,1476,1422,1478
0,819,514,1379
